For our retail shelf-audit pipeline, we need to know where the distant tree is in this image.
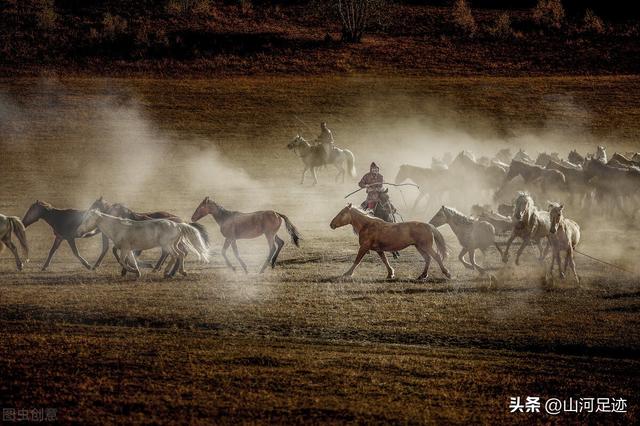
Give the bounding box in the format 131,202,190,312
451,0,476,37
320,0,387,43
532,0,565,30
582,9,604,35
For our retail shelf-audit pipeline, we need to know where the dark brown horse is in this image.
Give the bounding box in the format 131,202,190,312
89,197,209,276
22,200,100,271
191,197,301,273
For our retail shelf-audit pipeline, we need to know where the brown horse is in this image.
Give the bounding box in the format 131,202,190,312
89,197,209,277
22,200,100,271
191,197,301,273
330,204,450,280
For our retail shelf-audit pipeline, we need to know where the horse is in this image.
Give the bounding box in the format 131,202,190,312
478,210,513,235
287,135,356,184
394,164,454,211
493,148,513,164
535,152,561,167
547,203,581,283
544,159,591,207
330,204,450,280
77,210,209,278
89,197,209,276
496,159,566,200
583,158,640,217
191,197,301,273
568,149,585,166
513,149,534,163
449,151,507,196
608,152,640,170
22,200,100,271
502,192,551,265
429,206,501,274
0,214,29,271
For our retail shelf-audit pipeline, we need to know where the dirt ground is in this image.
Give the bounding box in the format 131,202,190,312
0,76,639,423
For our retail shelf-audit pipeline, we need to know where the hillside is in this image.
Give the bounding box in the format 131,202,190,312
1,0,639,76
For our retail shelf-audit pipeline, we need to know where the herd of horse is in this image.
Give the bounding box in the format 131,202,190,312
0,144,631,283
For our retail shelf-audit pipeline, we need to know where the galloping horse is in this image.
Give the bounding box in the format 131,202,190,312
191,197,301,273
502,192,551,265
568,149,585,166
429,206,501,274
287,135,356,184
548,203,581,283
496,159,566,200
394,164,454,211
330,204,450,280
0,213,29,271
77,210,209,278
89,197,209,276
22,200,100,271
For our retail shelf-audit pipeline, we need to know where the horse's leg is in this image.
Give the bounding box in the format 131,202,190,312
514,237,530,266
125,250,142,278
376,251,395,279
271,235,285,268
118,249,139,274
92,234,110,270
343,245,369,277
300,166,307,184
415,245,432,280
493,241,504,258
458,248,473,270
66,238,91,270
540,237,550,261
260,233,276,273
567,247,579,284
468,249,485,274
556,249,564,279
312,167,318,185
549,246,556,277
42,237,63,271
502,234,516,263
221,239,235,272
152,250,169,272
3,237,23,271
425,245,451,279
231,240,248,274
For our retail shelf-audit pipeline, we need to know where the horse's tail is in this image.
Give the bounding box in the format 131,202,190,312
189,222,210,248
345,149,357,178
177,223,210,263
276,213,301,247
8,216,29,262
429,223,448,260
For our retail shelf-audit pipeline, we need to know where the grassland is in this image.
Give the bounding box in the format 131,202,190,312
0,75,639,423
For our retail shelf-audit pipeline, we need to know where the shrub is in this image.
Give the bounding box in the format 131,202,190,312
33,0,57,31
532,0,565,30
102,13,128,40
451,0,476,37
582,9,604,35
487,12,513,39
166,0,215,17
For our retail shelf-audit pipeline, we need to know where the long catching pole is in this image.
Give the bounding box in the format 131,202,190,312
574,249,635,274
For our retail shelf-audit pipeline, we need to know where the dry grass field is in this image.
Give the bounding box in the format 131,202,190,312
1,75,639,423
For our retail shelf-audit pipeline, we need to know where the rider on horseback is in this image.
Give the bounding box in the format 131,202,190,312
359,162,397,221
315,122,334,163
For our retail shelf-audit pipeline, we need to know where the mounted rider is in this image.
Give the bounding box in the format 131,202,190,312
315,122,335,163
359,162,383,210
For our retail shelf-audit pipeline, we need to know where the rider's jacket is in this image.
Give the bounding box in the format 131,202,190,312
317,127,334,145
359,172,384,201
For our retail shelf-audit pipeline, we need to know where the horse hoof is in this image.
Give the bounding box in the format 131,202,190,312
444,271,452,279
17,264,23,271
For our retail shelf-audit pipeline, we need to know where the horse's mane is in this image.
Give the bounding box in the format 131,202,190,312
350,206,381,220
36,200,54,209
443,206,475,225
211,202,238,221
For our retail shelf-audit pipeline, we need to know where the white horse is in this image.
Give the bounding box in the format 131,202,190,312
0,214,29,271
429,206,502,274
78,210,209,278
287,135,356,184
548,203,581,283
502,192,551,265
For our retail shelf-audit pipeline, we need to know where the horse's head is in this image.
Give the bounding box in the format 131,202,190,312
192,196,215,222
22,200,49,227
89,196,109,213
548,202,564,234
513,192,532,222
429,206,448,227
108,203,133,219
287,135,307,150
394,165,409,184
330,204,353,229
77,209,101,236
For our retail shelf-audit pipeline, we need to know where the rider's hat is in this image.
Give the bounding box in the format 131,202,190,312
370,162,378,170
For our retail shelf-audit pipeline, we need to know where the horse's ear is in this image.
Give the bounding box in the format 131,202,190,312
98,195,103,201
559,204,564,210
347,203,352,208
204,196,209,201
